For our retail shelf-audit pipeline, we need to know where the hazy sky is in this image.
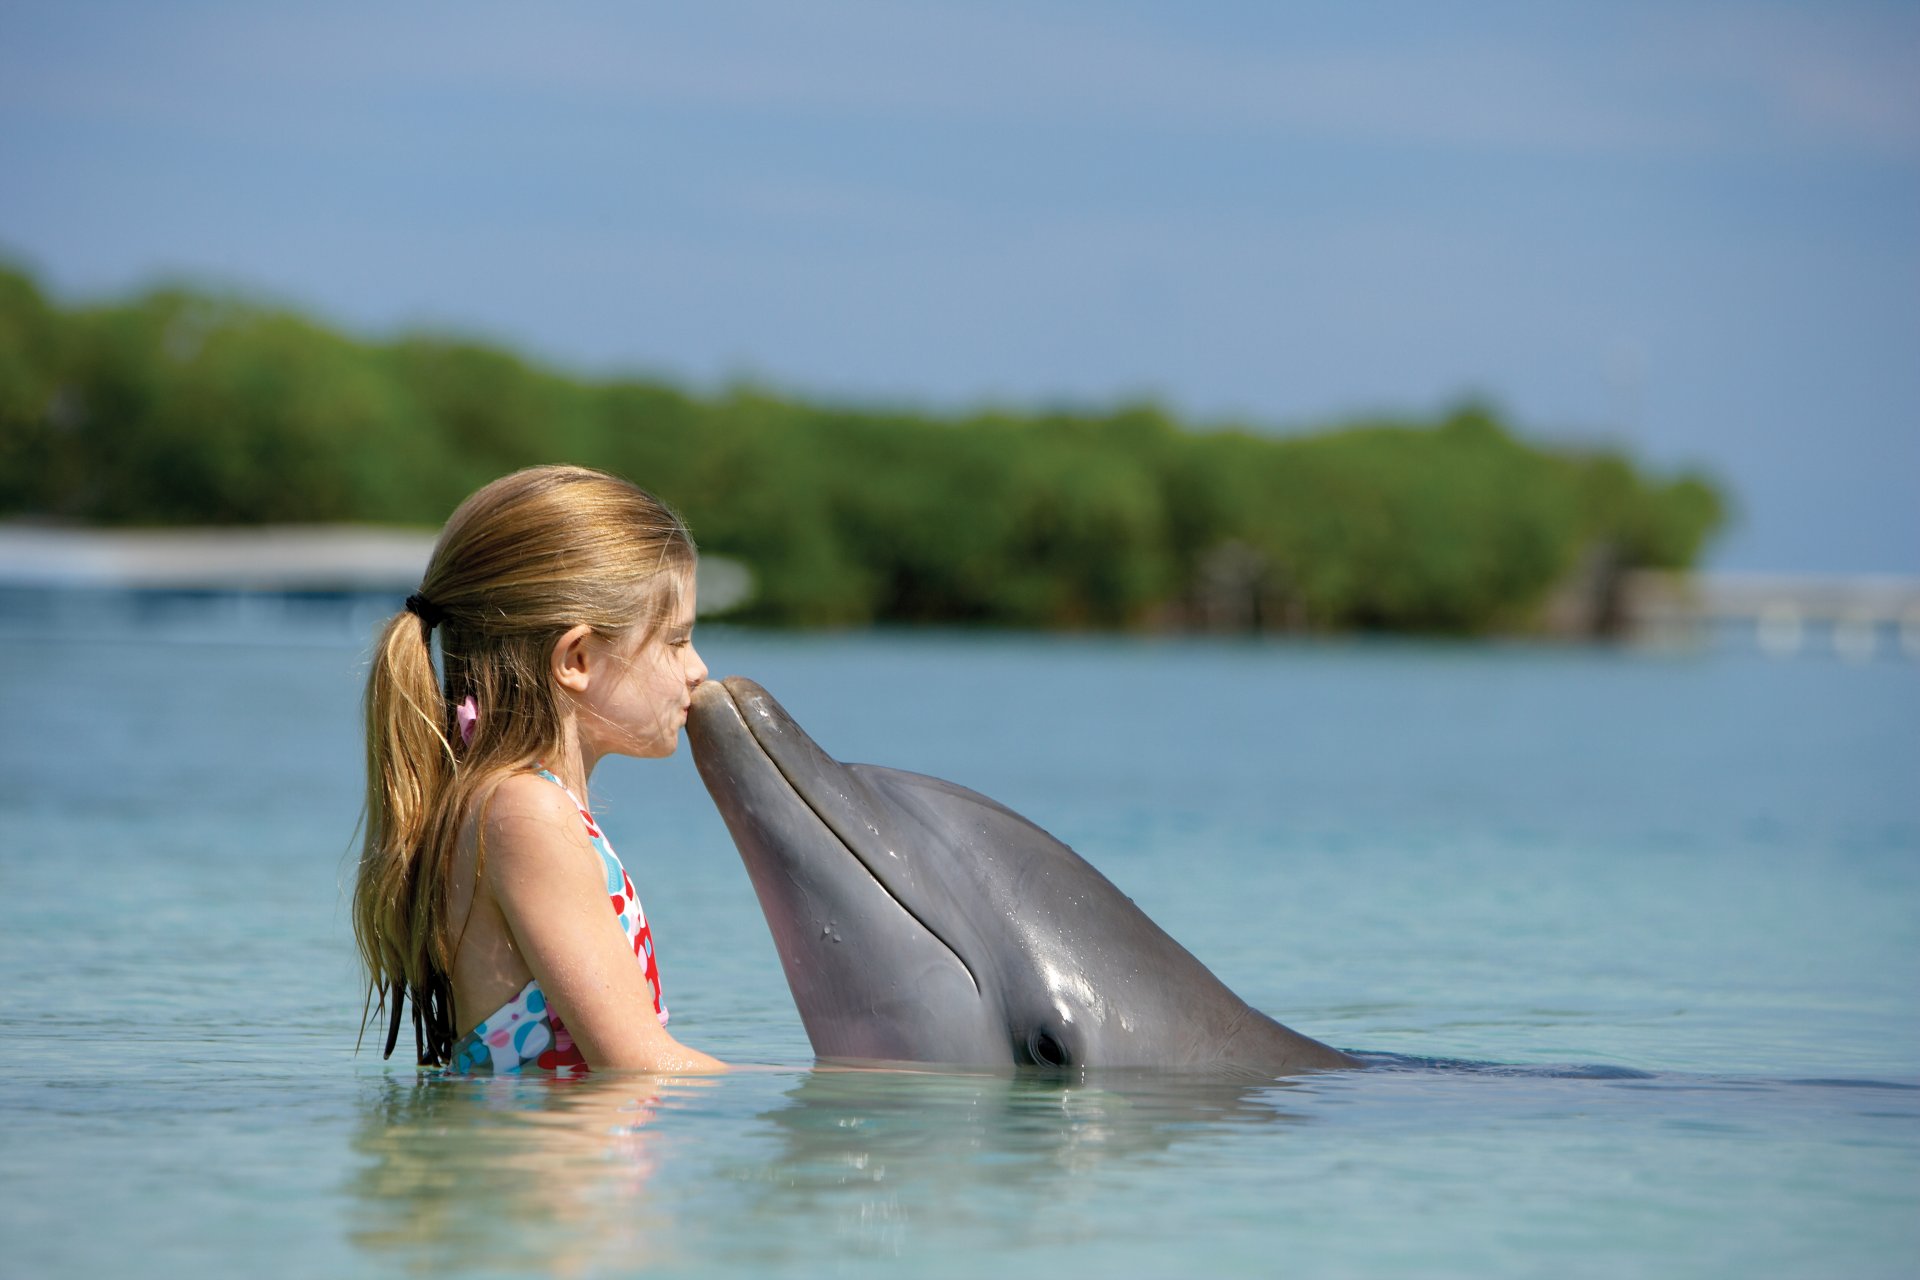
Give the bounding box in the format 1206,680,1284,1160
3,1,1914,572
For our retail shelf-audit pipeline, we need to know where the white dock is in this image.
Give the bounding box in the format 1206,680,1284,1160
0,525,754,615
1624,570,1920,660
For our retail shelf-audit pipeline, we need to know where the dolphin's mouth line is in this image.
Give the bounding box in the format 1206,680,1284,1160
729,687,982,999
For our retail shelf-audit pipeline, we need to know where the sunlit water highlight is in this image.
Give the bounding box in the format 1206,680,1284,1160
1,594,1915,1277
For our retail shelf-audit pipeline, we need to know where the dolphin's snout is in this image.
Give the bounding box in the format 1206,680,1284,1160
688,673,999,1063
689,677,732,720
690,676,735,715
689,676,793,761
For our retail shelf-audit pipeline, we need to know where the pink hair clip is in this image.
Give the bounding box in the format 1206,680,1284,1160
456,695,479,746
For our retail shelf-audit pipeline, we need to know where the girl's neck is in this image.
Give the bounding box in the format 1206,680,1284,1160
545,720,596,799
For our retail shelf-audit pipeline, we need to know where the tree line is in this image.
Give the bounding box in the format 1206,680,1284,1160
0,262,1723,631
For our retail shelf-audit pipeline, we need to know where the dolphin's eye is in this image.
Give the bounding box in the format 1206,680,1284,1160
1026,1029,1070,1069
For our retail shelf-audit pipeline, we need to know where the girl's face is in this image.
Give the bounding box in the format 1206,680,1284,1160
574,586,707,763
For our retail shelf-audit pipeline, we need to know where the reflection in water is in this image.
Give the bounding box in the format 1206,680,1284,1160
346,1066,1314,1272
730,1069,1312,1262
346,1071,699,1276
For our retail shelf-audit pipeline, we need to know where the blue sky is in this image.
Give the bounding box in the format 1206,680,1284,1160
3,1,1914,571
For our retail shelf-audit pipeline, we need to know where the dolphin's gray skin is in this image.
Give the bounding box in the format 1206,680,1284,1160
688,677,1360,1075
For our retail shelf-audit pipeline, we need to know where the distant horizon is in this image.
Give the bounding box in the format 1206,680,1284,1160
4,2,1914,574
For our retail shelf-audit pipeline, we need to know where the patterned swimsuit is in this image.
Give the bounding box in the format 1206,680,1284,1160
449,769,667,1074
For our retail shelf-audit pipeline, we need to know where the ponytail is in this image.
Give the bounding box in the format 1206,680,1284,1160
353,608,457,1064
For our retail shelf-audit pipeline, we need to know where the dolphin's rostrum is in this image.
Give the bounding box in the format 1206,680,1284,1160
688,677,1359,1075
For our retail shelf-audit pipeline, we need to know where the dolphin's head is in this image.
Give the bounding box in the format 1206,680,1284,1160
688,677,1353,1073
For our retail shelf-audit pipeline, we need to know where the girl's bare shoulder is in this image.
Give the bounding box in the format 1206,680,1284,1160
473,771,593,869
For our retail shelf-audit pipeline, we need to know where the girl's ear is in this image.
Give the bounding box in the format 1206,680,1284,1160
551,624,596,694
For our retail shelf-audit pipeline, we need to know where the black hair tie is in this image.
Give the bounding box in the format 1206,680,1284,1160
404,592,445,632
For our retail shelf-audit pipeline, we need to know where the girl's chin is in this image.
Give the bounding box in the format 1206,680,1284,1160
621,735,678,760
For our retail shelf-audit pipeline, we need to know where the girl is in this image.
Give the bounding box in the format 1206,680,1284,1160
353,465,725,1074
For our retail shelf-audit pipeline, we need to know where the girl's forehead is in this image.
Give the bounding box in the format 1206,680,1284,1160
639,578,697,635
666,578,697,626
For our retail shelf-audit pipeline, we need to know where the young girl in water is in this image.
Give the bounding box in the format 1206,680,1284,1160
353,465,724,1074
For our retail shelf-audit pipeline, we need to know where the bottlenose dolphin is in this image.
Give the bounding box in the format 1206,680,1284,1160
688,677,1359,1075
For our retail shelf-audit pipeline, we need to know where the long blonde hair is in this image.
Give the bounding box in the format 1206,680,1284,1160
353,465,695,1065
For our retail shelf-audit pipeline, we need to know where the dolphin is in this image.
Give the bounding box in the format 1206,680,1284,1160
687,677,1360,1075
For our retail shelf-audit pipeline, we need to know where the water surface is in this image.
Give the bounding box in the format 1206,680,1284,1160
1,596,1914,1277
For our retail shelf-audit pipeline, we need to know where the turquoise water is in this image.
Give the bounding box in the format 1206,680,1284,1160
1,596,1916,1278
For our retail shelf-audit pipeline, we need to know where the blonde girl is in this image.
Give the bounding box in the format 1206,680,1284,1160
353,465,724,1074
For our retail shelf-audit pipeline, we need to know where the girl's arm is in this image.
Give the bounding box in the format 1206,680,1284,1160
481,773,725,1072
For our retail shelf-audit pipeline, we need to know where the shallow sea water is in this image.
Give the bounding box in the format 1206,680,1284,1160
1,594,1915,1278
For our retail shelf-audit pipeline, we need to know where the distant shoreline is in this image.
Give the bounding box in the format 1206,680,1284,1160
3,524,1915,657
0,525,755,614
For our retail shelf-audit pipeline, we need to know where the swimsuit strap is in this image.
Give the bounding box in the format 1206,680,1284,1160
533,766,611,842
529,765,667,1026
533,765,587,812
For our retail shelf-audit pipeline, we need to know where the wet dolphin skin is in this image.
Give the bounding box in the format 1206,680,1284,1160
688,677,1358,1075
